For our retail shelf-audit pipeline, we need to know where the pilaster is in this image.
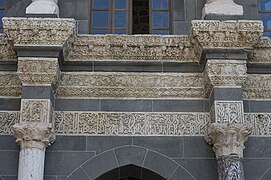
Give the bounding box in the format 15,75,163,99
190,20,262,180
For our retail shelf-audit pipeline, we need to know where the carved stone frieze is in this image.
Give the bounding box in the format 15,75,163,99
66,35,198,62
190,20,263,59
248,37,271,63
57,72,207,99
0,111,20,134
55,112,210,136
0,72,22,97
13,122,55,150
243,74,271,99
244,113,271,136
206,60,247,86
21,99,53,124
17,57,60,85
211,101,244,124
205,123,252,158
0,34,17,61
3,18,75,58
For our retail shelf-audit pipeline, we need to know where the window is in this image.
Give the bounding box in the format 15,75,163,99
0,0,4,33
259,0,271,36
90,0,171,35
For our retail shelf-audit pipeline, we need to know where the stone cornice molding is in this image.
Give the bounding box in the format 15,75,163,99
190,20,263,59
12,122,55,150
3,17,76,59
205,123,252,158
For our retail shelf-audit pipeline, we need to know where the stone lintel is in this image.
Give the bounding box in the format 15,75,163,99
205,123,252,159
13,122,55,150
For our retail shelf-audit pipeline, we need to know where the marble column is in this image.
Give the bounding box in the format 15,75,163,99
26,0,59,17
206,123,252,180
202,0,243,19
13,123,55,180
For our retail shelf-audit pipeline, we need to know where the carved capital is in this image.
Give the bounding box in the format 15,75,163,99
13,122,55,150
17,57,60,85
26,0,59,17
190,20,263,59
205,123,252,158
202,0,243,18
206,60,247,86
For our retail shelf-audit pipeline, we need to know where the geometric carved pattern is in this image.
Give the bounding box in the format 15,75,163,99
67,35,198,62
21,99,53,124
0,111,20,134
243,74,271,99
211,101,244,124
55,112,210,136
57,72,207,99
0,72,21,97
0,34,17,61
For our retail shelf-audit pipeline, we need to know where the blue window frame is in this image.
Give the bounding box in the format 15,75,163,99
258,0,271,36
0,0,4,33
90,0,171,35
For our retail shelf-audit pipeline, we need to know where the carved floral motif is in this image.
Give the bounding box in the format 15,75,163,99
0,111,20,134
211,101,244,124
0,72,21,97
57,72,207,98
0,34,17,61
55,112,210,136
249,37,271,63
67,35,198,62
21,99,53,124
205,123,252,158
206,60,247,86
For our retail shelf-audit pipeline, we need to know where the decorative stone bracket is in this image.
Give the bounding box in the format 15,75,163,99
205,123,252,159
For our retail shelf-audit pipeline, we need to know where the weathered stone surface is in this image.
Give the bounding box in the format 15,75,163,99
26,0,59,17
249,37,271,63
55,112,210,136
18,57,60,85
57,72,207,99
206,60,247,86
0,111,20,134
205,123,252,158
67,35,198,62
0,72,21,97
210,101,244,124
202,0,243,18
190,20,263,59
0,34,17,61
217,155,244,180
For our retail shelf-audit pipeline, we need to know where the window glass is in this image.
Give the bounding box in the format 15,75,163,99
152,11,169,28
152,0,168,9
114,11,127,28
93,0,109,9
92,29,110,34
92,11,109,27
152,30,169,35
115,0,126,9
114,29,127,34
259,0,271,11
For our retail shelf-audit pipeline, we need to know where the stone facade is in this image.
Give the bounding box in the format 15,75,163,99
0,1,271,180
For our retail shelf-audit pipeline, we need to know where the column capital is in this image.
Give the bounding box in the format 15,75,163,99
12,122,55,150
205,123,252,158
26,0,59,17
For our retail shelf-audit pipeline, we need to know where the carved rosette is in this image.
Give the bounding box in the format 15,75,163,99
12,122,55,150
205,123,252,159
17,57,59,85
190,20,263,59
206,60,247,86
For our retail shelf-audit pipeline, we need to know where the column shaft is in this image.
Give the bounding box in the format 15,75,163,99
18,148,45,180
217,155,244,180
